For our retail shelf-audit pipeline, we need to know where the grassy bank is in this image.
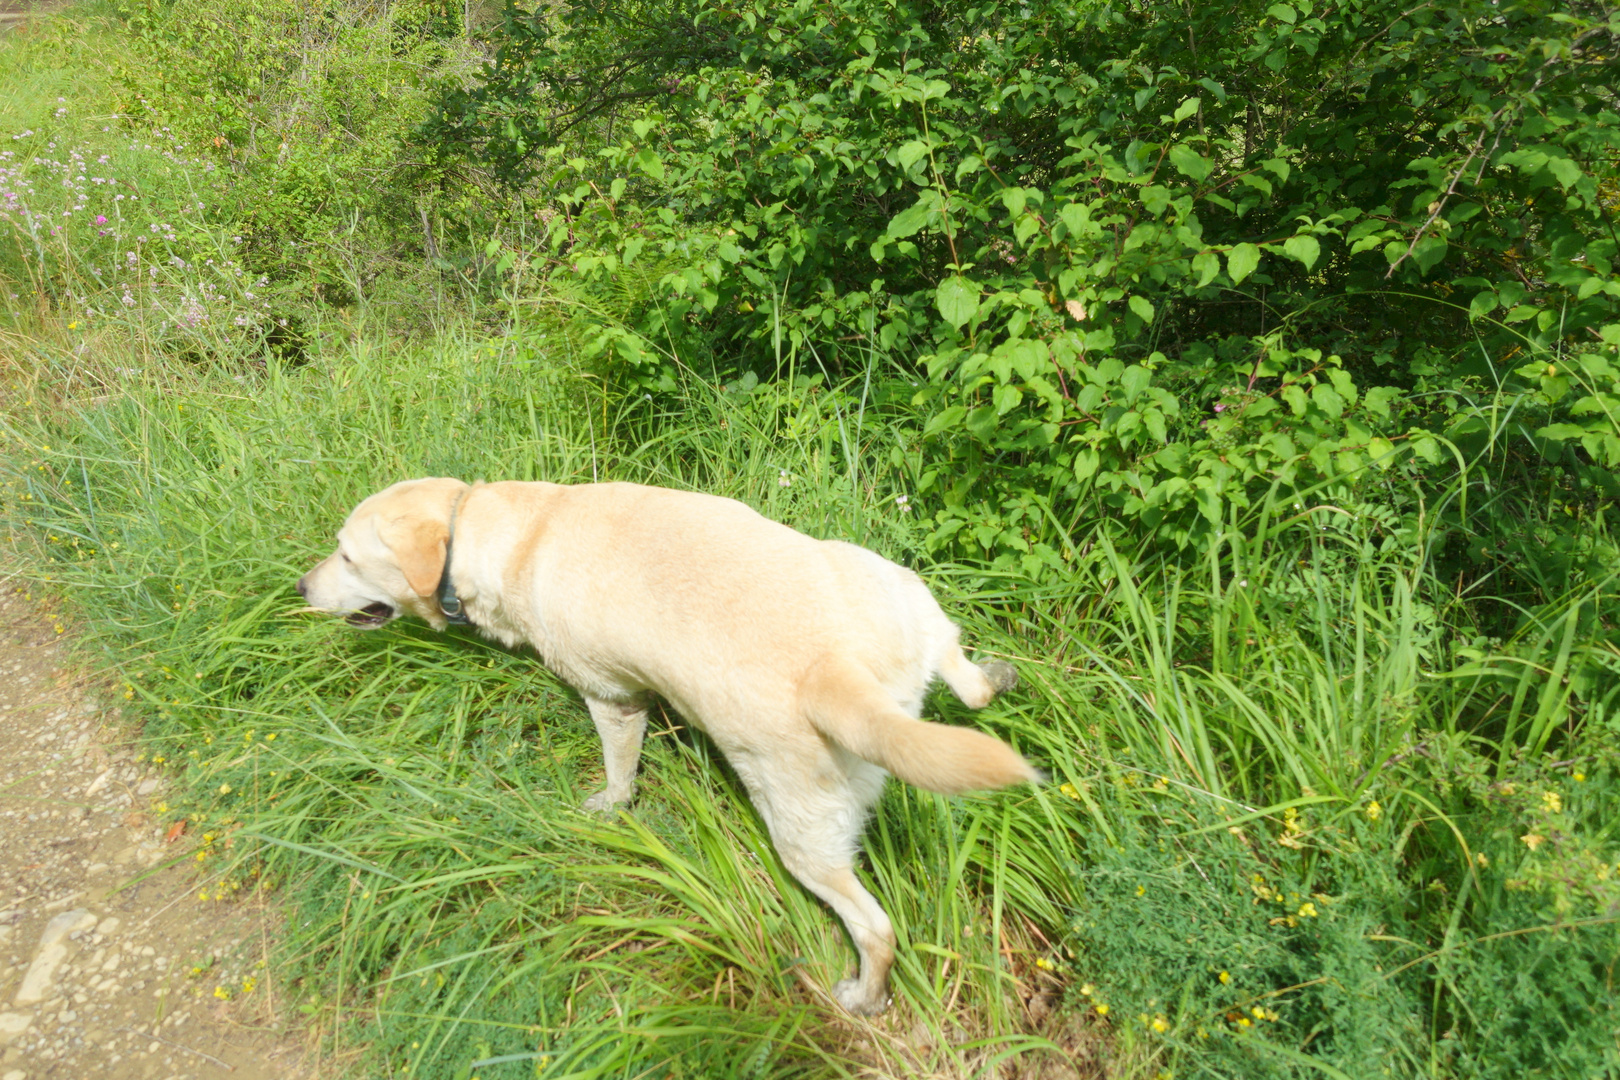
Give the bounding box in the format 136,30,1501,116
4,5,1619,1079
5,330,1619,1077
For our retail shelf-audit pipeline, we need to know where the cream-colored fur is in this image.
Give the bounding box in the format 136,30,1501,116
297,478,1037,1015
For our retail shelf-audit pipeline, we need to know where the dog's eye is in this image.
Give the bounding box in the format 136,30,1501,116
340,552,353,565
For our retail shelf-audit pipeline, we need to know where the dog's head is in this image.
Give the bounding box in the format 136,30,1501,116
297,477,470,631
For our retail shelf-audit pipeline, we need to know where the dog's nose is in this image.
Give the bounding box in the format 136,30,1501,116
296,575,309,599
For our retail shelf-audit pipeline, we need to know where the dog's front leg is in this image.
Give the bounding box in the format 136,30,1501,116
582,697,649,812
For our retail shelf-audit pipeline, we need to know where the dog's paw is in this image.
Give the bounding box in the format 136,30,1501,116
978,659,1019,696
582,789,631,814
832,976,890,1016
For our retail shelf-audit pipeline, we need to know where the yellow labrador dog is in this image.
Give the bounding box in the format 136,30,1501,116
297,478,1037,1015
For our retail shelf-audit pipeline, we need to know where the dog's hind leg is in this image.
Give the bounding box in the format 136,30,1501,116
789,856,896,1016
582,696,649,813
741,751,896,1015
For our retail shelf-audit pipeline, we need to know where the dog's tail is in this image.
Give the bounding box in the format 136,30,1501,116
799,655,1039,795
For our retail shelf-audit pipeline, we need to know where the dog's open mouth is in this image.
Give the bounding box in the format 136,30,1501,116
345,602,395,628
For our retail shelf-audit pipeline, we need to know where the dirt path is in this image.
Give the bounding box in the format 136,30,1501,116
0,1,70,30
0,584,310,1080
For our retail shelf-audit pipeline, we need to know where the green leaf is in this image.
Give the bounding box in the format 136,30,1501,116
1073,447,1100,482
1468,290,1498,319
1173,96,1200,122
1367,437,1396,468
1535,423,1588,442
993,383,1022,415
1059,202,1091,237
1311,383,1345,418
1128,295,1156,323
935,276,981,330
896,139,929,172
1412,235,1448,274
1192,251,1220,288
887,194,938,239
1227,243,1261,284
1546,157,1582,189
1282,235,1320,269
1143,407,1168,443
1267,3,1296,22
632,149,664,181
1282,383,1308,415
1120,364,1151,402
1168,144,1213,182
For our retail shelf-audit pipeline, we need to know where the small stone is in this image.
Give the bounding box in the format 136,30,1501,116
135,778,159,797
0,1013,31,1047
14,908,96,1005
94,918,120,937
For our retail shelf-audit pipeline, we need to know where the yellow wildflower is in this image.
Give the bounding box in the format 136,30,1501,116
1542,790,1562,814
1365,800,1381,821
1151,1015,1169,1033
1218,970,1231,984
1095,1003,1110,1016
1059,783,1081,800
1297,901,1318,918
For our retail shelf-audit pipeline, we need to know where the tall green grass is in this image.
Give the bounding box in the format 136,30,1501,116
5,323,1617,1078
0,331,1087,1077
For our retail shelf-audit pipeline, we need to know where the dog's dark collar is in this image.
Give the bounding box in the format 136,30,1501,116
436,488,473,626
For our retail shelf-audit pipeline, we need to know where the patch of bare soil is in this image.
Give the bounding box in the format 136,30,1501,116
0,1,71,31
0,585,310,1080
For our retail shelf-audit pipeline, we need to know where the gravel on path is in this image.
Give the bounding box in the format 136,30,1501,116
0,585,310,1080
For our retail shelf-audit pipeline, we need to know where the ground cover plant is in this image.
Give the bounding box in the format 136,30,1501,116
3,1,1620,1078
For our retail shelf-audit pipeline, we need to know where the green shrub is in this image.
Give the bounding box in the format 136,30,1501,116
109,0,493,311
429,0,1620,577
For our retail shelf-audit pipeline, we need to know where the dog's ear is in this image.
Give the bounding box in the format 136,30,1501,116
385,516,447,597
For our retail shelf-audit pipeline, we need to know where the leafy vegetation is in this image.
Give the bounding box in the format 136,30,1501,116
434,0,1620,574
2,0,1619,1077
